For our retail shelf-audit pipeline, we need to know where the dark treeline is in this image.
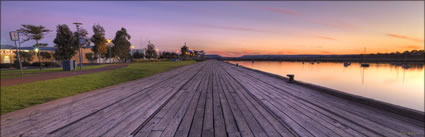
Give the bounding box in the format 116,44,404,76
222,50,425,63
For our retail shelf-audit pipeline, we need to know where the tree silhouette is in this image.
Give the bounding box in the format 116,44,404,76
180,43,189,57
53,24,79,61
18,24,51,70
91,24,108,58
39,52,51,63
145,41,157,59
112,27,131,62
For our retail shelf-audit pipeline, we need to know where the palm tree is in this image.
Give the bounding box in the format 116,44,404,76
18,24,51,70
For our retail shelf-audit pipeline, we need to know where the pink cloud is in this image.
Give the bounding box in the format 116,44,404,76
388,33,424,43
401,45,423,50
251,5,355,30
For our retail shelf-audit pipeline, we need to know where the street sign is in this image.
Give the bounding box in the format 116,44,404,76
10,31,19,41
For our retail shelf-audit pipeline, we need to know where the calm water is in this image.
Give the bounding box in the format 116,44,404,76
228,61,424,111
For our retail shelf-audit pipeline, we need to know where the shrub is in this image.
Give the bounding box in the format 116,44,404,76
0,64,14,68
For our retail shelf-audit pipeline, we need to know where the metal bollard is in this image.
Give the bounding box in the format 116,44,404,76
287,74,294,83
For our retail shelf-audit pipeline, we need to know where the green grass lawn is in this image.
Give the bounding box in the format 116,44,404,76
0,61,196,114
1,64,110,79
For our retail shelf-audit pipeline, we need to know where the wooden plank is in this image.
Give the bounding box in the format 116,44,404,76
241,75,358,137
218,70,256,137
149,72,205,134
216,72,241,137
202,70,214,137
218,66,296,137
173,70,210,137
211,70,228,137
219,68,281,137
187,71,209,137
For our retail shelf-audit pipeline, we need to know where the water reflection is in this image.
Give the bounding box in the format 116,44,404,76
229,61,424,111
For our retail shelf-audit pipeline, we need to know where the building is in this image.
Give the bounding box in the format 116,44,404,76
0,44,17,64
130,49,145,56
0,44,98,64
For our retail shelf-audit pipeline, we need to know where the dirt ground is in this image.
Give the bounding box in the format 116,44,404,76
1,64,128,87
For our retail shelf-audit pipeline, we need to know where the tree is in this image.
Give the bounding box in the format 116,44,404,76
14,51,34,63
112,27,131,62
85,53,97,63
76,28,90,48
39,52,51,63
180,43,189,57
132,51,144,59
53,24,79,61
145,41,157,59
90,24,108,58
18,24,51,70
193,50,199,57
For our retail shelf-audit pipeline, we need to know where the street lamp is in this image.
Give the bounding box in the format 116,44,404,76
73,22,83,70
34,47,39,53
107,39,112,64
155,48,159,59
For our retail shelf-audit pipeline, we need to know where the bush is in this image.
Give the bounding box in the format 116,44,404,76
0,64,14,68
31,62,43,67
30,62,60,68
44,62,60,67
13,61,31,69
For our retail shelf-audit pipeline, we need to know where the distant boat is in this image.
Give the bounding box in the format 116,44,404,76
361,63,370,67
344,62,351,67
360,48,369,67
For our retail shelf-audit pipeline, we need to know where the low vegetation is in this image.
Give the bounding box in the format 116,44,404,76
0,61,196,114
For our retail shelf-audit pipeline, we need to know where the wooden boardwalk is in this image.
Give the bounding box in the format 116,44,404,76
1,60,423,137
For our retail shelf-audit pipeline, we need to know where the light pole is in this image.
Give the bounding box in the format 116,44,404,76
73,22,83,70
155,48,159,59
10,31,23,74
107,39,112,64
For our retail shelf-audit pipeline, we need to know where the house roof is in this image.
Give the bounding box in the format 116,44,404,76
0,44,16,49
19,46,56,51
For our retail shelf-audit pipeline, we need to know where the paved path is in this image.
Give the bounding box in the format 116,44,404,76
1,60,423,137
1,64,128,86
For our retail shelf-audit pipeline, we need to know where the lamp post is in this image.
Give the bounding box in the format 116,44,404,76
107,39,112,64
73,22,83,70
34,47,39,53
10,31,23,74
155,48,159,59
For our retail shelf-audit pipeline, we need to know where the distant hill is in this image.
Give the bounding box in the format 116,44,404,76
220,50,424,63
205,54,222,59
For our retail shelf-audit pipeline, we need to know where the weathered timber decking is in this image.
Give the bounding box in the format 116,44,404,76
1,60,424,137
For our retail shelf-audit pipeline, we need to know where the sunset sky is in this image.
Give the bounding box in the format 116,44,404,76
1,1,424,57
